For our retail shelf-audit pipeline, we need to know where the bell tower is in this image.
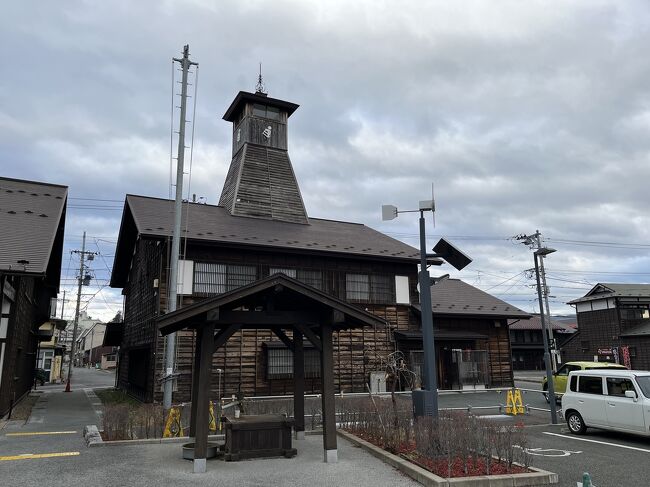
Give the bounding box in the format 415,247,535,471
219,82,308,224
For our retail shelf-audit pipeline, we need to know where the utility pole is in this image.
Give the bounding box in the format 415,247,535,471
163,45,198,409
515,230,557,371
65,233,86,391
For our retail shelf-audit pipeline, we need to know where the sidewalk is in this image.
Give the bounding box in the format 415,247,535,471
514,370,545,384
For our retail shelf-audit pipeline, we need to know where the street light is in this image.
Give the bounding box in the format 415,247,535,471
533,247,558,424
382,201,471,418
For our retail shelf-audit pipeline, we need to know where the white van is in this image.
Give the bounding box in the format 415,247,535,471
562,369,650,436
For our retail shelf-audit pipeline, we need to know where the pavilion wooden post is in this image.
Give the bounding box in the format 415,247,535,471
293,328,305,439
189,328,203,438
319,322,337,463
192,322,214,473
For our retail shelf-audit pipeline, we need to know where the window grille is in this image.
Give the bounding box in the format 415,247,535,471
269,267,323,290
346,274,370,301
346,273,393,303
194,263,256,295
266,344,321,379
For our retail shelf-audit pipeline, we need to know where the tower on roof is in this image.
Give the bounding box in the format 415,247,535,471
219,90,308,224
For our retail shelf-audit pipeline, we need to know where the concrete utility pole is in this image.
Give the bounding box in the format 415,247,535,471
163,45,198,409
515,230,557,371
65,232,85,392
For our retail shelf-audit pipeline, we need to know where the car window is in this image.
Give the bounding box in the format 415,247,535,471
578,376,603,395
569,375,578,392
635,376,650,398
606,378,636,397
585,366,626,370
556,365,569,376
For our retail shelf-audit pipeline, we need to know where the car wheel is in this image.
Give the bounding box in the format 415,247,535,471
566,411,586,435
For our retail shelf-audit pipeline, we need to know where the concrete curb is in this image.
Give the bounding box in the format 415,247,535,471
85,428,225,447
337,429,558,487
83,425,103,446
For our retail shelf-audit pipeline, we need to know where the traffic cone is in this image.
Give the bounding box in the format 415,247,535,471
64,378,71,392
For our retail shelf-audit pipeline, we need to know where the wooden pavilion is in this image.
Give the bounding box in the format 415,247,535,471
157,273,386,473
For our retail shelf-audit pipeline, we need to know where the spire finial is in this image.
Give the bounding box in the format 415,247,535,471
255,63,267,95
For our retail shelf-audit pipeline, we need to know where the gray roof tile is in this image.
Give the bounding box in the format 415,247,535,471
0,177,67,275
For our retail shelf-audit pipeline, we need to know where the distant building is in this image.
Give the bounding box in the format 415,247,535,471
561,283,650,369
509,314,576,370
37,319,68,383
75,320,116,369
0,177,67,416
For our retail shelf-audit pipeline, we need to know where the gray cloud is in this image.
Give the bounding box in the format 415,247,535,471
2,0,650,320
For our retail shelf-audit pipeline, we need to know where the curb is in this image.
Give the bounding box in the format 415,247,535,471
85,427,225,447
337,429,558,487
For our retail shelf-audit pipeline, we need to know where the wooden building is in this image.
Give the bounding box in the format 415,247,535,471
561,283,650,369
110,89,524,403
509,314,576,370
0,177,67,417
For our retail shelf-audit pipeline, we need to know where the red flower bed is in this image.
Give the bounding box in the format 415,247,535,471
347,429,530,479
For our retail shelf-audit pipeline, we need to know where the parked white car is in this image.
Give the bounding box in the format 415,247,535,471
562,369,650,436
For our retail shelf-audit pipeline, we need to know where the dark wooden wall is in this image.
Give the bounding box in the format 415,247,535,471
0,275,52,417
561,306,650,370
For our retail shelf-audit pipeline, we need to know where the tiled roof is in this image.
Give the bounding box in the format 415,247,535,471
508,314,577,333
568,283,650,304
111,194,419,287
0,177,67,276
413,279,530,319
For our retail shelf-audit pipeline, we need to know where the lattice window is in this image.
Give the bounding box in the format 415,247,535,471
345,273,393,303
270,267,323,291
266,345,321,379
193,263,256,295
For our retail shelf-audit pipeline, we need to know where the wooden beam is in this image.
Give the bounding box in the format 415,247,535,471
213,310,319,326
293,328,305,438
294,323,322,352
271,328,294,351
189,329,202,438
193,321,214,472
320,322,337,462
213,324,240,353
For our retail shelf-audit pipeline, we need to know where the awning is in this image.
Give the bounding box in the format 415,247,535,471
394,329,488,341
103,321,124,346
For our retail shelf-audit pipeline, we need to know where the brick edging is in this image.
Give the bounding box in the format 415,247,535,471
337,429,559,486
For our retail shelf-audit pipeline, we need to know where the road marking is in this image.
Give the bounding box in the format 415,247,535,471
543,432,650,453
0,452,80,461
6,431,77,436
515,445,582,457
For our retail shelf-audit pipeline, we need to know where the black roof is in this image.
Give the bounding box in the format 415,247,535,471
568,283,650,304
0,177,67,281
412,278,530,319
111,194,419,287
223,91,300,122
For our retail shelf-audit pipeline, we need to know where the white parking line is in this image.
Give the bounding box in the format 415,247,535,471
543,432,650,453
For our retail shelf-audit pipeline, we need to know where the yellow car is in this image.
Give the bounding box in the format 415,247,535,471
542,361,627,402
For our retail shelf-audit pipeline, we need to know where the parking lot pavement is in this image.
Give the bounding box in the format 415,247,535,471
1,432,420,487
524,424,650,486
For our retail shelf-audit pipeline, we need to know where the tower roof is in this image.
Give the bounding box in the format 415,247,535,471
223,91,299,122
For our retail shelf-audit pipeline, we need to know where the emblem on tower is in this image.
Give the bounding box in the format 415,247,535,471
262,126,272,139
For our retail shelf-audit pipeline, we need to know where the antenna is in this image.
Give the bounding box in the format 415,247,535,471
255,63,267,95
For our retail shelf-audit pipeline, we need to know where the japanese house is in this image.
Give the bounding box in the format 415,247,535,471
404,279,529,389
509,314,576,370
0,177,67,416
561,283,650,369
110,88,525,403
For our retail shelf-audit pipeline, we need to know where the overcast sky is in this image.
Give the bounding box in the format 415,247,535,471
2,1,650,322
